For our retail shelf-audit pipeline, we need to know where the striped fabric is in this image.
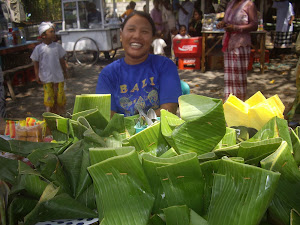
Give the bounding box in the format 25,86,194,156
274,32,293,48
224,46,250,101
0,82,6,118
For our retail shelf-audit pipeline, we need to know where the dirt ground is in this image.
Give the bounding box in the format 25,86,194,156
5,48,299,122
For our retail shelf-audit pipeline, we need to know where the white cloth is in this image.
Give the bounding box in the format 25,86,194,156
30,42,66,83
152,38,167,55
174,34,189,39
38,22,54,36
178,1,194,31
272,1,294,32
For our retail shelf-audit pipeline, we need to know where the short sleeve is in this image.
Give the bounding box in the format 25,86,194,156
96,70,117,112
158,58,182,104
289,3,295,16
30,46,39,62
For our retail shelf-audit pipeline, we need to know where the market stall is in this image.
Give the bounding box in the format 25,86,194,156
58,0,121,65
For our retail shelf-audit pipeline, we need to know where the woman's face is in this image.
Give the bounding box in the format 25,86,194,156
193,11,200,21
121,15,154,65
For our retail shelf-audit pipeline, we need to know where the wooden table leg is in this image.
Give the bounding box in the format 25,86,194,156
201,34,206,73
259,32,266,74
6,77,16,101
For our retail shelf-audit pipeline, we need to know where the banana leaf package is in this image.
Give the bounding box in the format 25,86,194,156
0,94,299,225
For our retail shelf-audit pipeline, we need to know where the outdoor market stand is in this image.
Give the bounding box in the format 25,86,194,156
0,40,39,100
201,30,267,74
58,0,122,65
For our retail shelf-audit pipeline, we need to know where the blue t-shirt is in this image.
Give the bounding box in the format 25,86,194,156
96,54,182,116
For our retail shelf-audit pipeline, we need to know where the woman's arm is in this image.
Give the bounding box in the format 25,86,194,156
33,61,41,84
232,1,258,32
155,103,178,116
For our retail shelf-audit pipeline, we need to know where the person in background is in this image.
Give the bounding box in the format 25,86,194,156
177,0,194,33
170,27,178,62
216,0,231,13
96,11,182,117
162,0,176,45
120,1,136,22
152,32,167,56
31,22,68,115
216,0,258,101
189,8,203,37
272,0,295,57
87,2,102,24
151,0,164,35
174,24,190,39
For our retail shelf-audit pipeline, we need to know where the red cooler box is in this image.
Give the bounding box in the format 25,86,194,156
173,37,202,70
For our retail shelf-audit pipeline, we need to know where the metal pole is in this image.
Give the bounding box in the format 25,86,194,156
201,0,205,14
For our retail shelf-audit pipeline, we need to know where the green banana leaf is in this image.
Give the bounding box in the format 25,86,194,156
8,196,38,225
213,144,240,158
88,148,154,224
142,153,198,214
72,108,109,130
207,158,280,225
10,161,49,199
156,153,204,215
72,94,111,122
148,214,165,225
214,127,237,150
75,184,96,210
160,148,178,158
261,141,300,225
199,159,221,216
238,138,282,166
0,157,19,185
128,122,170,156
291,209,300,225
290,128,300,166
163,205,208,225
163,205,190,225
197,152,218,163
172,95,226,155
124,114,140,136
24,190,97,225
99,113,125,137
39,153,71,196
249,117,292,150
160,109,184,152
58,140,85,197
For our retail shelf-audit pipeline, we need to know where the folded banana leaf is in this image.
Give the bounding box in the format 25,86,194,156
261,141,300,225
72,108,108,130
142,153,198,214
214,127,236,150
72,94,111,122
0,156,19,185
147,214,165,225
290,128,300,166
291,209,300,225
24,185,97,225
128,122,170,156
88,148,154,224
155,153,204,215
160,109,184,152
8,196,38,225
159,148,178,158
172,95,226,155
207,157,280,225
249,117,292,150
163,205,208,225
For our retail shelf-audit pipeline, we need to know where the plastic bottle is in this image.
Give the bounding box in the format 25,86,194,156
258,19,264,31
19,27,26,44
7,32,14,47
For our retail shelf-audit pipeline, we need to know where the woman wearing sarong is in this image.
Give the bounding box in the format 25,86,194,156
272,0,294,50
217,0,258,101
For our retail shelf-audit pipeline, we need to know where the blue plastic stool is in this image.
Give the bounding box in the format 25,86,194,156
180,80,190,95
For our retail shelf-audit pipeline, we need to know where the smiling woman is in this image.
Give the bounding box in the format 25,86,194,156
96,11,182,117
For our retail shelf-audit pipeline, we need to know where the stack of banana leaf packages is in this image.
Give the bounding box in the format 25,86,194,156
0,93,300,225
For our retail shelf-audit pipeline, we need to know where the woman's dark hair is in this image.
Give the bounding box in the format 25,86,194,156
179,24,187,30
121,11,156,36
